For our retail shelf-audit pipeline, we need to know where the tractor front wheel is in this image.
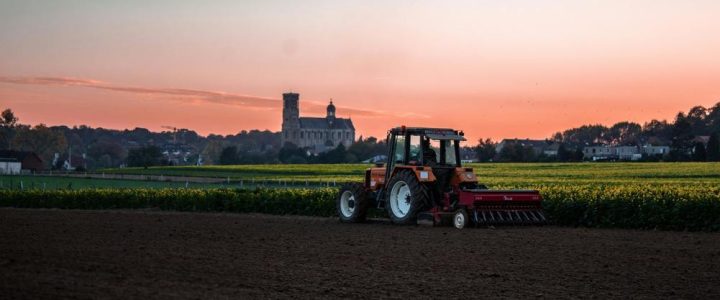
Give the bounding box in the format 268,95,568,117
385,170,430,225
337,183,369,223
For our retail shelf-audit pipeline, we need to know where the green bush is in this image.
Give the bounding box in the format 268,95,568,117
1,185,719,231
0,188,337,217
538,185,720,231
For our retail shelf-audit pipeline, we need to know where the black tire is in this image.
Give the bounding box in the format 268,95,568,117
384,170,431,224
336,183,370,223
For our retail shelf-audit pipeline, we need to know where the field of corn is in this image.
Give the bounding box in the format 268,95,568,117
2,162,720,231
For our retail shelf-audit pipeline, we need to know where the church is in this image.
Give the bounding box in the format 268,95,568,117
281,92,355,154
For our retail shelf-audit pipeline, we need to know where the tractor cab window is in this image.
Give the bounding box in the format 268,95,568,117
424,138,459,166
426,139,441,165
444,140,458,166
394,135,406,163
408,135,422,163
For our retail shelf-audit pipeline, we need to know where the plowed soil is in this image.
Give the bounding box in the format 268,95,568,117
1,208,719,299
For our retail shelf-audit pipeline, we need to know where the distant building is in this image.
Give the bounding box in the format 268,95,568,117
641,145,669,156
53,153,87,171
0,150,44,173
543,143,561,156
693,136,710,146
615,146,641,161
583,146,614,160
281,93,355,154
0,159,21,174
460,147,479,163
495,139,557,156
362,155,387,164
583,144,666,161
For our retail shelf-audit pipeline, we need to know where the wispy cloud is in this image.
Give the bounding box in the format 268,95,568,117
0,76,279,109
0,76,415,118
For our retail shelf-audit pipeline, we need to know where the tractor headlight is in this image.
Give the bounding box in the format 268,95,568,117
419,171,429,180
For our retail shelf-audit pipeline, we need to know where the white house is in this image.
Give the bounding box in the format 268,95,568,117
583,146,614,160
641,145,670,156
584,144,668,161
0,159,22,175
615,146,641,161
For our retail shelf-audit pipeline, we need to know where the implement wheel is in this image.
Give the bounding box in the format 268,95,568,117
453,210,469,229
385,170,430,225
337,183,369,223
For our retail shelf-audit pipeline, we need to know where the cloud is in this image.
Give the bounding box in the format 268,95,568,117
0,76,279,109
0,76,103,86
0,75,425,119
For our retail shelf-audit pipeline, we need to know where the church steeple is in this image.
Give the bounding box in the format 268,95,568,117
326,99,336,125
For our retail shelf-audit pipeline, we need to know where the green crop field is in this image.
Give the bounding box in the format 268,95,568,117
2,162,720,231
0,175,225,190
100,162,720,188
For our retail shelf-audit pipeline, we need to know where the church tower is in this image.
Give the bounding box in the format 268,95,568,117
282,92,300,146
326,100,336,126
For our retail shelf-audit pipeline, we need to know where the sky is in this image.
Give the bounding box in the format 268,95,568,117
1,0,719,142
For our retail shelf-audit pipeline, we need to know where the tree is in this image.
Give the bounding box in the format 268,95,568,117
498,142,536,162
686,105,709,135
201,140,226,165
642,119,672,145
573,148,585,161
12,124,67,167
707,102,720,134
706,132,720,162
608,122,641,145
557,124,609,148
692,142,707,162
219,146,239,165
0,108,19,149
317,144,348,163
557,143,571,162
87,140,125,168
278,143,307,164
1,109,18,127
669,112,695,160
126,146,164,168
474,138,497,162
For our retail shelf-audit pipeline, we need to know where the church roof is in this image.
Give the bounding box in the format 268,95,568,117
299,117,354,130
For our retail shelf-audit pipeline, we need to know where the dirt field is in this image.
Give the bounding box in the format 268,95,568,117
1,208,719,299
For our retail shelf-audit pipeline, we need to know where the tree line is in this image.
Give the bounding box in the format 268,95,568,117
473,102,720,162
1,101,719,169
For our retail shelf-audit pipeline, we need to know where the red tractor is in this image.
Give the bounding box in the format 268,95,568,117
336,127,546,229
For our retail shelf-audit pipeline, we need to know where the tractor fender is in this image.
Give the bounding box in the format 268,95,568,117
390,166,437,183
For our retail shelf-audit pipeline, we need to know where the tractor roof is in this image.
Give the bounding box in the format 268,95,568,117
389,127,466,141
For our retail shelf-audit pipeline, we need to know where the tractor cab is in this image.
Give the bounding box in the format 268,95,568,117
382,127,473,196
391,127,463,167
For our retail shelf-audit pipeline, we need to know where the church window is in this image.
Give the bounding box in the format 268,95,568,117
300,131,304,139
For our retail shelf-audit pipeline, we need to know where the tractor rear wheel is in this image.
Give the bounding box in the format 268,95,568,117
337,183,369,223
385,170,430,225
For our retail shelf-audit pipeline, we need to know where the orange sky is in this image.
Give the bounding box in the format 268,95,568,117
1,1,719,142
